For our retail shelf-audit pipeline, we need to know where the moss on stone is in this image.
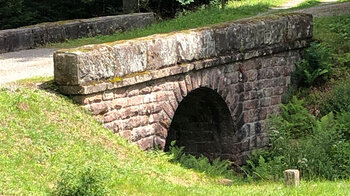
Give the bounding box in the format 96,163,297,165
108,71,151,83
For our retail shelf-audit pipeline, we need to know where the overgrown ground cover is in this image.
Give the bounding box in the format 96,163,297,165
244,14,350,183
48,0,288,48
0,79,349,195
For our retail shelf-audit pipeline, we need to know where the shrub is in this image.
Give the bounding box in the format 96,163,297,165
167,141,237,179
320,80,350,115
294,42,332,87
243,98,350,180
270,97,316,139
53,163,111,196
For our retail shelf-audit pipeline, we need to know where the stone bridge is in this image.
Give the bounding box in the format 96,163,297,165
54,13,312,165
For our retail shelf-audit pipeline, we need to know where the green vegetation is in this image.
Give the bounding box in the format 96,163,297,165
244,98,350,181
1,79,350,195
48,0,287,48
293,42,332,87
245,14,350,183
293,0,321,9
297,15,350,116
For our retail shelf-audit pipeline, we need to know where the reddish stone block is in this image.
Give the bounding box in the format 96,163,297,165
137,137,155,150
74,94,103,105
244,100,259,110
127,95,145,106
153,123,168,138
119,130,132,141
162,102,175,119
140,87,151,94
271,95,282,105
89,102,110,115
154,136,166,149
127,89,140,97
102,91,114,101
178,80,188,97
185,75,193,93
103,121,119,133
273,86,285,95
131,125,154,142
246,70,258,81
114,97,128,108
154,91,169,102
258,107,268,120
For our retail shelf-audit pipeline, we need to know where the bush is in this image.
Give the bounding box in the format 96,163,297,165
243,98,350,180
167,141,237,179
294,42,332,87
270,97,316,139
319,80,350,115
53,163,111,196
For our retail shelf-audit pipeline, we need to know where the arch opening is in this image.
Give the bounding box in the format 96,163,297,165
165,87,237,161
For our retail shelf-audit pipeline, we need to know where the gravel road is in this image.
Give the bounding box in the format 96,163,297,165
0,1,349,85
0,48,57,85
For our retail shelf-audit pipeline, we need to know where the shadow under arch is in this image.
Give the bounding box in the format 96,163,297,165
165,87,238,161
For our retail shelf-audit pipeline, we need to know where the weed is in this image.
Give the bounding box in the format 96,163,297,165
294,42,332,87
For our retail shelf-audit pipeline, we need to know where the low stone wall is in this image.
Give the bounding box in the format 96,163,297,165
0,13,155,53
54,13,313,165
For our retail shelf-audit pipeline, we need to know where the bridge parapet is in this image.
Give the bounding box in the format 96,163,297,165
54,13,312,165
54,13,312,94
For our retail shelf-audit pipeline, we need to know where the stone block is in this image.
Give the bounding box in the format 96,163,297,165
146,35,178,69
284,169,300,187
54,52,79,85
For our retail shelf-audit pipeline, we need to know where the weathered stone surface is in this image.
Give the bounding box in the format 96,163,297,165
54,13,312,166
54,13,312,88
0,13,155,53
284,169,300,187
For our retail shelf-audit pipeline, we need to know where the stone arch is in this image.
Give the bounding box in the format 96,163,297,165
163,87,238,161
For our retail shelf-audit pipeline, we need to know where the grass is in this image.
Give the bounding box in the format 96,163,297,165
293,0,321,9
48,0,287,49
1,79,350,195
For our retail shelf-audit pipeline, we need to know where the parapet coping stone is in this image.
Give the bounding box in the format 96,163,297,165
54,13,313,95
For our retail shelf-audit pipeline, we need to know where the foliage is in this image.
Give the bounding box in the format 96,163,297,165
2,79,350,195
53,163,110,196
177,0,196,5
270,97,316,139
297,15,350,117
294,43,333,87
167,141,236,179
314,15,350,69
293,0,320,9
243,98,350,181
319,80,350,115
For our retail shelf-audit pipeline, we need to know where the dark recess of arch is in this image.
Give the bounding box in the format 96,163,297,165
165,87,238,161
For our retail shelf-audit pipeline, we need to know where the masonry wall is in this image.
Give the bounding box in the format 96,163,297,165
53,13,313,165
0,13,154,53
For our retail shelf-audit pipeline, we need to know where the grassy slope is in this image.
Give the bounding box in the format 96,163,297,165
48,0,287,49
0,82,349,195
